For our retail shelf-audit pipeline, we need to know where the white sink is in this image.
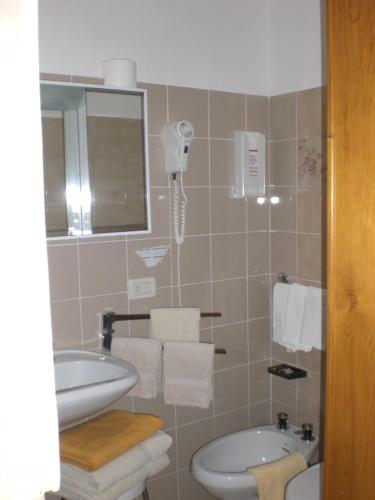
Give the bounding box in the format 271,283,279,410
54,350,138,426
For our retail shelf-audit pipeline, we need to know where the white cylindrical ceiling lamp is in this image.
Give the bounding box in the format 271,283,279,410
103,58,137,88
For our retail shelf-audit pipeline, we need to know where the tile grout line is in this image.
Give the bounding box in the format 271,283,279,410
244,95,250,427
76,240,84,348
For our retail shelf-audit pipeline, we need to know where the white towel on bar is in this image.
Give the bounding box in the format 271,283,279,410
272,283,291,344
149,307,200,342
111,337,162,399
163,341,214,408
280,283,307,352
300,286,325,351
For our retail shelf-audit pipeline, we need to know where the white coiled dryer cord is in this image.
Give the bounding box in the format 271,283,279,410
173,173,187,307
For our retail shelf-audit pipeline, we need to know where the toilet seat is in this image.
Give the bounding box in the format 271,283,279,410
285,463,322,500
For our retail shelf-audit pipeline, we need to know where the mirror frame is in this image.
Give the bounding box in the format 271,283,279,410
41,80,151,240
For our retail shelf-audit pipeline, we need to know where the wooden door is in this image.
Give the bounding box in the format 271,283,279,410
324,0,375,498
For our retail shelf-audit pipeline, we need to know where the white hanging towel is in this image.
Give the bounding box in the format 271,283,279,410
272,283,292,344
300,286,325,351
163,341,214,408
111,337,162,398
149,307,200,342
280,283,308,352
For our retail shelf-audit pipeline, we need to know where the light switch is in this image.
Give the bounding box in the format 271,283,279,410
128,277,156,300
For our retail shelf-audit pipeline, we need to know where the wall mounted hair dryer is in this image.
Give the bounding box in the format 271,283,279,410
160,120,194,175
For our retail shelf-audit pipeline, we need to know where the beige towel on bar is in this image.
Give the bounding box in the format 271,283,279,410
111,337,162,398
249,452,307,500
149,307,200,342
163,341,214,408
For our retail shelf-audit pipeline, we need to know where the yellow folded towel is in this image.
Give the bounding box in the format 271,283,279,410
248,452,307,500
60,410,163,472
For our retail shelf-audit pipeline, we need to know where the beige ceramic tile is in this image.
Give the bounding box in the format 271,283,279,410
249,400,272,426
247,196,269,231
177,419,214,469
71,75,104,84
297,87,325,139
209,91,246,139
272,376,297,409
270,187,297,231
247,232,270,275
270,92,296,140
214,365,249,413
249,359,271,405
40,72,70,82
128,287,172,338
182,138,209,186
270,140,297,186
168,86,209,138
297,186,324,234
179,469,213,500
148,472,179,500
211,188,246,234
271,232,297,276
271,400,297,426
142,83,167,135
133,394,176,431
172,236,211,286
51,299,82,349
47,245,79,301
127,238,171,288
212,278,247,326
210,140,235,187
298,348,324,374
246,95,269,137
176,403,213,427
248,275,270,319
107,394,133,412
215,407,249,438
80,292,129,343
171,282,212,328
213,322,248,371
148,136,168,187
297,137,325,187
78,240,127,296
212,233,247,280
298,234,324,281
297,371,322,417
272,341,298,365
129,187,170,240
182,188,210,235
249,317,271,362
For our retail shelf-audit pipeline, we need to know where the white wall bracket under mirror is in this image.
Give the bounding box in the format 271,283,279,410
40,81,151,239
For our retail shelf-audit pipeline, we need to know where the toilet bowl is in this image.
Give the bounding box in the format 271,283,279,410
285,463,322,500
191,425,319,500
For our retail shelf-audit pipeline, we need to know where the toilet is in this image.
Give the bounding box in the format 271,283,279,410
285,463,322,500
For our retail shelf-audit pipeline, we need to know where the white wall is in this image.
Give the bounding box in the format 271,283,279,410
268,0,324,95
38,0,269,95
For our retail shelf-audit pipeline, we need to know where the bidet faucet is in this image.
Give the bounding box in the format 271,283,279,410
277,412,289,431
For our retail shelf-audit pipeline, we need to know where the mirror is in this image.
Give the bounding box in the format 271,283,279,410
40,82,150,238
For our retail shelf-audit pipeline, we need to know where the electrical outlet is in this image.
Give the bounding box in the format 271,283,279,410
128,277,156,300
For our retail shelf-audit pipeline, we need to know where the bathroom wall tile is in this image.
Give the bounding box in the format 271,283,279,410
210,139,235,187
247,94,269,137
215,407,249,438
297,87,325,139
80,292,129,343
249,400,272,426
298,348,324,374
249,359,271,405
107,394,133,412
179,469,213,500
182,138,209,187
247,196,269,231
176,403,213,427
40,72,70,82
141,83,167,135
270,92,297,140
172,236,211,285
271,232,297,276
212,233,247,280
213,322,248,371
272,341,298,365
270,140,297,186
127,238,171,288
183,188,210,235
248,275,270,319
270,187,297,232
177,419,214,469
211,188,246,234
50,299,82,349
210,91,246,139
168,86,209,138
133,394,176,431
272,376,297,410
172,282,212,328
129,187,170,239
148,472,178,500
249,317,271,362
47,244,79,300
213,278,247,326
298,137,325,187
297,371,321,417
128,287,172,338
78,240,127,296
298,234,323,281
271,400,297,426
297,186,324,234
214,365,249,413
71,75,104,84
148,136,168,187
248,232,270,275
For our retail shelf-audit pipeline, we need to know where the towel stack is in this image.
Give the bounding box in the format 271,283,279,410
273,283,325,352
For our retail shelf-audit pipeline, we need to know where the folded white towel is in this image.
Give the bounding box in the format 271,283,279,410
149,307,200,342
111,337,162,399
300,286,325,351
60,431,172,495
59,453,170,500
163,341,214,408
272,283,291,344
280,283,307,352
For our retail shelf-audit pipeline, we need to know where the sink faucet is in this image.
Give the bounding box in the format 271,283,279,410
99,311,149,353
